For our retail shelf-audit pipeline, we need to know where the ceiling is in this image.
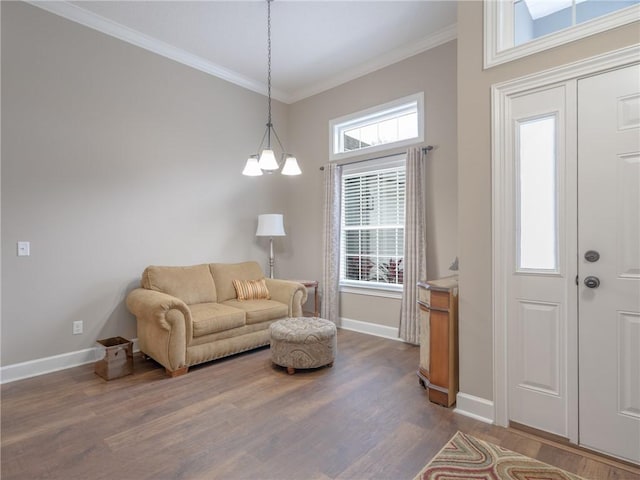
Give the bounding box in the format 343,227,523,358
30,1,457,103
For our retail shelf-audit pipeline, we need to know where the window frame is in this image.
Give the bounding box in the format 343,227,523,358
329,93,424,162
339,155,406,297
484,0,640,69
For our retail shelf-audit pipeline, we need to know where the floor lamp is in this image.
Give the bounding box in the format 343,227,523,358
256,214,286,278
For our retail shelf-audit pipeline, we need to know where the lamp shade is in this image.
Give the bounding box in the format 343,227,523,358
256,214,286,237
242,155,263,176
281,155,302,175
258,149,279,171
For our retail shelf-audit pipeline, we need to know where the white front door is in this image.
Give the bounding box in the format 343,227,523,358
577,64,640,464
503,62,640,463
506,83,577,440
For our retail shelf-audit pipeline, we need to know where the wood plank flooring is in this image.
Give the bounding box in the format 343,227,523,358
1,329,638,480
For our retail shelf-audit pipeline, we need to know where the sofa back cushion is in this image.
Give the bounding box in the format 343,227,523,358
210,261,265,302
142,264,217,305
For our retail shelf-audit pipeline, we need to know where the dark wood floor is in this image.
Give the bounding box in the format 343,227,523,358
1,329,638,480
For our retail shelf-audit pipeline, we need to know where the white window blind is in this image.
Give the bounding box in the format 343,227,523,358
341,159,405,288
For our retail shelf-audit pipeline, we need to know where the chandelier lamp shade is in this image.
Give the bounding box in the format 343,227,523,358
242,0,301,177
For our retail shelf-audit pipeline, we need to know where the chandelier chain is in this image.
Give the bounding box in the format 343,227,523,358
267,0,272,128
242,0,300,176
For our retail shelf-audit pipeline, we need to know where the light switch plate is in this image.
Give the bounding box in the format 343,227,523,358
72,321,83,335
17,241,30,256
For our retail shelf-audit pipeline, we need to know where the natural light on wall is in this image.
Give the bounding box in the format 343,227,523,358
517,115,558,271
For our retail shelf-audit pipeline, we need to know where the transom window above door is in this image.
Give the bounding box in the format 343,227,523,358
484,0,640,68
329,93,424,161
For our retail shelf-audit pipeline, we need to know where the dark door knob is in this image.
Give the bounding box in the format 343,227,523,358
584,276,600,289
584,250,600,262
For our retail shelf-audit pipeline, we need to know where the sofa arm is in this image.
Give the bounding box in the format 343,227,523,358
265,279,308,317
126,289,191,330
126,288,192,372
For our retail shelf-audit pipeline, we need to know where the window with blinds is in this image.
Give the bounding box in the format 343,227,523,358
340,156,405,289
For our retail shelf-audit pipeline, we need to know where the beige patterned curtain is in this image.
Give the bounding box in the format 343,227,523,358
399,147,427,344
321,163,341,323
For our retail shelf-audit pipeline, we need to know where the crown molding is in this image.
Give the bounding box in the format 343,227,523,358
26,1,288,102
27,1,456,105
286,23,458,103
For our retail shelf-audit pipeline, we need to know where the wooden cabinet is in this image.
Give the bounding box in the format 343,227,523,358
416,276,458,407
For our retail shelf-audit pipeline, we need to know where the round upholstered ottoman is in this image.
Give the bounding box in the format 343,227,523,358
270,317,337,374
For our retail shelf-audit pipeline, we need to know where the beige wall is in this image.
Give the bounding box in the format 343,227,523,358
6,0,635,383
457,1,640,400
285,41,458,329
3,3,456,367
1,2,291,365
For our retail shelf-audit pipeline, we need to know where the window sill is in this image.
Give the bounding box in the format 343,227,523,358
340,285,403,300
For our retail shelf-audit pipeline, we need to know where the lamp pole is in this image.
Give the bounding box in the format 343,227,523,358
268,236,275,279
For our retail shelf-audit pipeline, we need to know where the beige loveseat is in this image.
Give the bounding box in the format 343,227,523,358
126,261,307,377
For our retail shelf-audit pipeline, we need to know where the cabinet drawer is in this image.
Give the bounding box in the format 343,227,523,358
417,284,430,306
430,290,451,310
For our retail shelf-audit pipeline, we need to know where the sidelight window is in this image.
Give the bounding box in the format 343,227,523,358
517,115,559,271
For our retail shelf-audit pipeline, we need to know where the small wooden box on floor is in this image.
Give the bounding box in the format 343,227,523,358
95,336,133,380
417,276,458,407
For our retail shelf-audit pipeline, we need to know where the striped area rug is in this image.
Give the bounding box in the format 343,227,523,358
414,431,587,480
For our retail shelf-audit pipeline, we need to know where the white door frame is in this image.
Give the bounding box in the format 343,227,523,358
491,45,640,439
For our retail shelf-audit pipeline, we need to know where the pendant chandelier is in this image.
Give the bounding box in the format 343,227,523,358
242,0,301,176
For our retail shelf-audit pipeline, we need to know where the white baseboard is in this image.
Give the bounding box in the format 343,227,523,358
0,338,139,384
1,323,402,384
339,317,402,342
454,392,495,424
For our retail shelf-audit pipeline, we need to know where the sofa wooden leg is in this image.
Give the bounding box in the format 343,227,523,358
287,367,295,375
166,366,188,377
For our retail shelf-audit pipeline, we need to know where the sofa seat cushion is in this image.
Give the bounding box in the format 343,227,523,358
222,299,288,325
190,303,245,337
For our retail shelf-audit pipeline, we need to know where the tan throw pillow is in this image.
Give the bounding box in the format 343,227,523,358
232,278,271,301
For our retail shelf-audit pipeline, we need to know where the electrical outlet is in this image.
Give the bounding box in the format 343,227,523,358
72,321,83,335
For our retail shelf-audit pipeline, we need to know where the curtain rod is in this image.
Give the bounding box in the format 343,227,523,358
319,145,433,171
